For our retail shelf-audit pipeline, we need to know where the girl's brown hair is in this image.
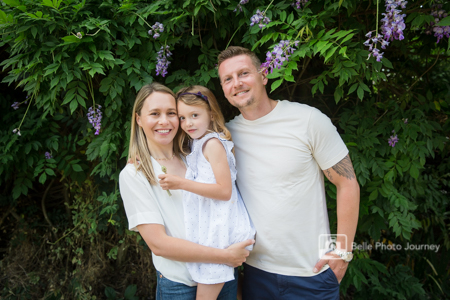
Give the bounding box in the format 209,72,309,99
175,85,232,156
128,82,181,185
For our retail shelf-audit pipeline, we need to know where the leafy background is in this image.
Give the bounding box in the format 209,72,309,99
1,0,449,299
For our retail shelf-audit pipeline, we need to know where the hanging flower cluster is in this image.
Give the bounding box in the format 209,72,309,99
87,104,102,135
45,152,53,159
234,0,249,12
364,0,407,62
380,0,407,41
425,4,450,43
156,45,172,77
12,128,21,136
291,0,309,9
260,40,299,74
250,9,271,28
11,102,20,110
363,31,389,62
148,22,164,39
388,130,399,147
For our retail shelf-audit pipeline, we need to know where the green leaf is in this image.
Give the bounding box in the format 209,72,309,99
70,99,78,114
39,173,47,184
287,12,294,24
270,78,283,92
72,164,83,172
3,0,21,7
436,16,450,26
62,35,81,44
124,285,137,299
357,86,364,100
42,0,54,8
45,168,56,176
348,83,358,95
409,164,419,179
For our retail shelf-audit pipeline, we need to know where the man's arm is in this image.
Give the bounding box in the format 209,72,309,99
314,154,360,282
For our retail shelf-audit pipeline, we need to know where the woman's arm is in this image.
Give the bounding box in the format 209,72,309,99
158,138,232,200
138,223,254,267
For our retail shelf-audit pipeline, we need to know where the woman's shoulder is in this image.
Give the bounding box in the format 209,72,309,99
119,163,143,181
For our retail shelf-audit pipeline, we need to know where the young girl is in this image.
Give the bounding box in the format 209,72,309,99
158,85,256,300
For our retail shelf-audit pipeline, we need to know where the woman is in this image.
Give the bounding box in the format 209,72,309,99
119,82,254,300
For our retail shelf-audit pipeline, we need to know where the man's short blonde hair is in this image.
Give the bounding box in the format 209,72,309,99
217,46,262,70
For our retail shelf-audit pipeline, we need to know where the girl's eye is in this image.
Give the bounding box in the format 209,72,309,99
192,114,198,118
179,116,185,121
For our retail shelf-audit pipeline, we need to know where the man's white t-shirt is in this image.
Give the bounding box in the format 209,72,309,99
227,100,348,277
119,158,197,286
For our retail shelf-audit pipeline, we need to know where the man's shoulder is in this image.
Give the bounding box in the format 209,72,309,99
226,114,243,128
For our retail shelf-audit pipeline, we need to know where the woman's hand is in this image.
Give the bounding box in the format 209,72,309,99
223,239,255,267
158,174,185,190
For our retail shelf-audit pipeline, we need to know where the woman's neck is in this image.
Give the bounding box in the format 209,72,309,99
147,140,174,160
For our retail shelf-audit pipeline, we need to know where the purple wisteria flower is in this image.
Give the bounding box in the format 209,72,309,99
380,0,407,42
403,118,408,124
234,0,249,12
148,22,164,39
425,4,450,43
12,128,21,136
156,45,172,77
250,9,271,29
87,104,102,135
45,152,53,159
388,132,399,147
11,102,20,110
363,31,389,62
292,0,309,9
260,40,299,74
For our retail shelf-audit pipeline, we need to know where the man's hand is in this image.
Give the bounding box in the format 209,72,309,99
158,174,185,190
223,239,255,267
313,252,348,283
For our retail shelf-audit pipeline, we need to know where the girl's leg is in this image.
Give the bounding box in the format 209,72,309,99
196,282,225,300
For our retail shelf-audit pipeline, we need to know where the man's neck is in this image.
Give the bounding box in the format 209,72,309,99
240,99,277,121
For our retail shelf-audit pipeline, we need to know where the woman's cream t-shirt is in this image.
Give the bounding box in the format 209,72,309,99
119,158,196,286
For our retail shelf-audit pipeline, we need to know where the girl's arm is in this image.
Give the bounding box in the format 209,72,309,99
158,138,232,200
137,223,254,267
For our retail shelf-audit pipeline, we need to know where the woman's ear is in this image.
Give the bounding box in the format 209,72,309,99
135,113,142,127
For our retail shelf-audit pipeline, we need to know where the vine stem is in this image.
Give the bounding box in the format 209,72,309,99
15,93,35,131
132,12,152,28
226,22,244,49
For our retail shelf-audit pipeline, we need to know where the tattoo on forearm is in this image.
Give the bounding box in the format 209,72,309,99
331,155,356,180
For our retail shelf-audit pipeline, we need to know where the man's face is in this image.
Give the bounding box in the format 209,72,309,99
218,54,268,110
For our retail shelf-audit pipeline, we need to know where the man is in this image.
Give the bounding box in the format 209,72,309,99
217,46,360,299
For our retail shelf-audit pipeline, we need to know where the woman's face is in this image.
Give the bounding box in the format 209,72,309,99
136,91,179,147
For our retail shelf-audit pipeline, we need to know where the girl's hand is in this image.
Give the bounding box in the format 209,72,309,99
158,174,184,190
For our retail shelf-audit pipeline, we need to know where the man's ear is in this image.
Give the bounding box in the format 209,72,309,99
261,72,268,85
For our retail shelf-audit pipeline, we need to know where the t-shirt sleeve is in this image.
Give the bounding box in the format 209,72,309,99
307,108,349,170
119,165,164,232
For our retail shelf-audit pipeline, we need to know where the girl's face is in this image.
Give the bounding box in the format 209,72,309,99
136,92,179,147
177,101,212,140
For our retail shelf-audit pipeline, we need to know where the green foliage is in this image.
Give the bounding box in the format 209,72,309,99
1,0,449,299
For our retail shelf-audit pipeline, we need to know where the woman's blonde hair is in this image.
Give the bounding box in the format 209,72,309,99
175,85,232,156
128,82,180,185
